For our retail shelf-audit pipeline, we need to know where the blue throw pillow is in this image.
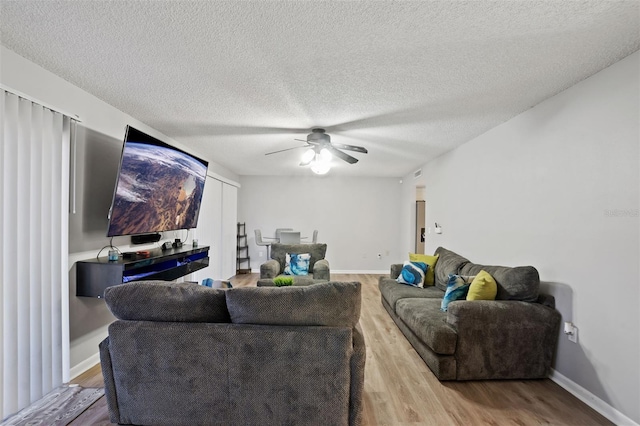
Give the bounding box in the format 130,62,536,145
284,253,311,276
440,274,474,311
397,261,428,288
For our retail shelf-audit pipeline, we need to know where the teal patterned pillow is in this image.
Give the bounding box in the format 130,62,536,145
284,253,311,276
397,261,428,288
440,274,475,311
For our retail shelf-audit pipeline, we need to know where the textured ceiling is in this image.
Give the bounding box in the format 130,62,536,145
1,1,638,177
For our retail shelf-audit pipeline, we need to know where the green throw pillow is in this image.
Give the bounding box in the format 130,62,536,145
467,270,497,300
409,253,439,286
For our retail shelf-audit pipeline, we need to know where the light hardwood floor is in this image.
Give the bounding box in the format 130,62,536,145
70,273,612,425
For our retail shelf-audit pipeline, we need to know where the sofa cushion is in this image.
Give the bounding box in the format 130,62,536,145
409,253,439,286
433,247,471,291
379,277,444,312
226,281,361,327
467,270,498,300
397,261,427,287
104,281,230,323
271,243,327,274
395,298,457,355
460,263,539,302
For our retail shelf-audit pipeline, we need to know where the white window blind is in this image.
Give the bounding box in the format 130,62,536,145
0,90,71,419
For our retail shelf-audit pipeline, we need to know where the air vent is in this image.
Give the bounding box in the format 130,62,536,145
413,169,422,179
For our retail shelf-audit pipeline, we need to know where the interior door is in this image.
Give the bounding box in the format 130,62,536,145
221,183,238,279
415,200,425,253
191,177,222,283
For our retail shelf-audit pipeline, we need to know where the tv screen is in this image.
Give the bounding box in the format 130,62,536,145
106,126,208,237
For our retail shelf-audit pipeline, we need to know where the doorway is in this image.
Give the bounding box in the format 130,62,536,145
415,186,425,253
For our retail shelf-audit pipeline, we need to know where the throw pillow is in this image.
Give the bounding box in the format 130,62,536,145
284,252,311,276
467,270,498,300
440,274,474,312
409,253,439,286
397,261,428,288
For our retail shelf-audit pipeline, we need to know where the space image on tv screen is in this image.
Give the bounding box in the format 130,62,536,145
107,141,208,237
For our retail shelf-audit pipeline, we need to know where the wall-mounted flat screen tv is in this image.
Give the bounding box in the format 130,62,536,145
106,126,208,237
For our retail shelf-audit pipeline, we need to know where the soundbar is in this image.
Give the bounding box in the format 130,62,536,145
131,233,162,245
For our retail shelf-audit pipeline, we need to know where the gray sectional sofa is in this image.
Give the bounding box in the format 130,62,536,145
100,280,365,426
379,247,561,381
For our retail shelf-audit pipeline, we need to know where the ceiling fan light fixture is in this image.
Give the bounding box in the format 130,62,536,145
320,148,332,162
265,128,366,173
311,161,331,175
301,148,315,163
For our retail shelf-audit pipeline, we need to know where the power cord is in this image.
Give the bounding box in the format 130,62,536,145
96,237,122,260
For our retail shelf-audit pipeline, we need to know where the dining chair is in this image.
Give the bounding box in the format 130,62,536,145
275,228,293,243
279,231,301,244
303,230,318,244
254,229,272,258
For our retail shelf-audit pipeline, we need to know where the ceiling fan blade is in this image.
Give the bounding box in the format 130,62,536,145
331,142,368,154
301,139,321,146
265,145,307,155
327,146,358,164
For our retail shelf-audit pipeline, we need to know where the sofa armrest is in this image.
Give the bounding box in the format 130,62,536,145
313,259,330,280
537,293,556,309
390,264,403,279
446,300,561,380
350,323,366,426
99,337,120,424
260,259,281,278
446,300,560,329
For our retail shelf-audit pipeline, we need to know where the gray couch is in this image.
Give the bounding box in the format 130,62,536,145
379,247,561,381
258,243,330,286
100,280,365,426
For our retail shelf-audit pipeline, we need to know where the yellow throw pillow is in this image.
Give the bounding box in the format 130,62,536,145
408,253,439,286
467,270,497,300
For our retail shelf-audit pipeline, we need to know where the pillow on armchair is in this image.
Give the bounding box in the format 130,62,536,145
284,253,311,275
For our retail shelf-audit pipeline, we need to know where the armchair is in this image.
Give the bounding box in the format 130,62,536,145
258,243,330,286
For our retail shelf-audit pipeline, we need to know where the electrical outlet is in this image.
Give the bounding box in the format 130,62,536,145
564,322,578,343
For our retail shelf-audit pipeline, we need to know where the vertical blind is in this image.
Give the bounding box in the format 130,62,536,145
0,90,71,419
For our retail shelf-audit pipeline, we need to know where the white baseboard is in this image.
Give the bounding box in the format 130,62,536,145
550,369,638,426
70,352,101,380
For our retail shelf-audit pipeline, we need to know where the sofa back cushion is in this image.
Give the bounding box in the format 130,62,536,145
460,262,539,302
104,281,230,322
433,247,540,302
270,243,327,274
433,247,471,291
226,281,361,327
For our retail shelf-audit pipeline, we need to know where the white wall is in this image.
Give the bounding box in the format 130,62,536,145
1,46,240,377
404,51,639,424
238,175,404,272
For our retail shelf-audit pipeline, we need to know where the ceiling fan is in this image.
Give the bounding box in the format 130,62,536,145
265,128,368,166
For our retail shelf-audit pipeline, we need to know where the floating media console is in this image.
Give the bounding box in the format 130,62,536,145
76,245,209,298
